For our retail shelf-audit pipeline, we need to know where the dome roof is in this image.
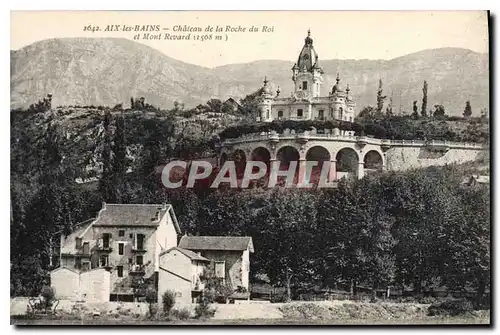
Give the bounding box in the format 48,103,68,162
293,30,322,73
261,77,272,96
331,73,344,93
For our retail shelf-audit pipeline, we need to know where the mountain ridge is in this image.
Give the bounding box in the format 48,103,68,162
11,38,489,116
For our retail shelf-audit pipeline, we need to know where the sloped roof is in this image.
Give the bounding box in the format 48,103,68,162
60,219,94,254
93,203,181,233
50,266,81,274
159,247,210,262
179,236,254,253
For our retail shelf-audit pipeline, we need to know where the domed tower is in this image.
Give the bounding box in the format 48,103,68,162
257,77,274,122
329,73,349,120
292,30,324,99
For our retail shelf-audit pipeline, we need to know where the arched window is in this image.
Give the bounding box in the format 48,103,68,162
339,107,343,119
266,109,270,119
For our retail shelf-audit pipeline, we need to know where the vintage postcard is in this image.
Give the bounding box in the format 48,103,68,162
10,10,490,326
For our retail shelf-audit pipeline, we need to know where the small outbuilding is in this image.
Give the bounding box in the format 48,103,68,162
158,247,210,305
178,236,254,291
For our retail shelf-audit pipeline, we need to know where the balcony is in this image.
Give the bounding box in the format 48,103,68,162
96,238,113,252
131,246,147,253
129,264,146,275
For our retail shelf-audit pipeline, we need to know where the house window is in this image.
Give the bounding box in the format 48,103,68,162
129,233,133,238
318,110,324,120
266,109,270,119
83,242,90,255
102,233,111,249
128,258,133,264
278,110,283,118
75,237,82,249
135,234,145,250
99,255,109,267
118,243,124,255
302,81,308,90
119,230,125,237
136,255,144,265
215,261,226,279
339,107,343,119
117,266,123,278
297,109,303,118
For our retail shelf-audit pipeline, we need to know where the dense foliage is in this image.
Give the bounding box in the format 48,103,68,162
219,117,489,144
10,99,490,301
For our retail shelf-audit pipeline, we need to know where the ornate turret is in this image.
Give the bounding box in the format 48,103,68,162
291,30,324,98
293,29,322,74
261,77,273,97
258,77,274,122
331,73,344,94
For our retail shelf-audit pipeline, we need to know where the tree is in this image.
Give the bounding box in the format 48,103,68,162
411,101,419,119
385,94,393,118
254,189,320,301
463,101,472,118
98,110,114,201
480,108,489,119
421,81,428,117
111,114,129,202
28,94,52,113
376,79,387,117
433,104,446,119
358,106,376,119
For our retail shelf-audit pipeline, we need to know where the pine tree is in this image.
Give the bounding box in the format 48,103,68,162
411,101,419,119
463,100,472,118
376,79,387,117
385,93,393,118
111,115,129,203
98,110,114,201
421,81,428,117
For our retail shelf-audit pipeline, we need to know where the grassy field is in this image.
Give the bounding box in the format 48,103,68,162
11,315,490,326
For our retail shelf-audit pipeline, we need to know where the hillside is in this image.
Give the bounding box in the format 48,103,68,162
11,38,489,116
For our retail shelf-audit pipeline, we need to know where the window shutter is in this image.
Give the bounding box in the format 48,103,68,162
215,261,225,279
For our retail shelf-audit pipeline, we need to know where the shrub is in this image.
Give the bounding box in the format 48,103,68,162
145,287,158,318
162,290,176,315
195,290,217,319
216,283,234,303
236,286,248,294
40,286,56,310
427,299,474,316
171,308,191,320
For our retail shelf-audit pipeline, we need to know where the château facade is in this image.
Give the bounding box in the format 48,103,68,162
257,30,356,123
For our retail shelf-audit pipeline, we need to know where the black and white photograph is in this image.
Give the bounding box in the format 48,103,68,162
9,10,491,326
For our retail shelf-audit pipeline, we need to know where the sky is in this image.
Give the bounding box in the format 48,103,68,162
10,11,489,68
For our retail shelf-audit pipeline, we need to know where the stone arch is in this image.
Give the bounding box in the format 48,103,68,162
250,147,271,176
251,146,271,163
276,146,300,184
277,146,300,168
363,150,384,172
335,147,359,179
230,149,247,177
305,145,331,184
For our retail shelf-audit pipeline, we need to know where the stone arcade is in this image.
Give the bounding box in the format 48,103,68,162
218,30,486,181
